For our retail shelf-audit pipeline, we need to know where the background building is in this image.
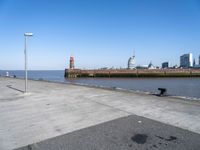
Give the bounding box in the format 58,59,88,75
162,62,170,68
136,65,148,69
193,55,200,68
193,58,196,66
148,61,156,69
180,53,193,68
199,55,200,65
128,54,136,69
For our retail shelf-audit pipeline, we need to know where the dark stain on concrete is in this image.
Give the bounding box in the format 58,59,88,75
166,136,177,141
27,145,32,150
155,135,164,140
131,134,148,144
56,128,62,133
153,144,158,148
156,135,177,142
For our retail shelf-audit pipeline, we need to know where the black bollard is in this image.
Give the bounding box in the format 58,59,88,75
158,88,167,96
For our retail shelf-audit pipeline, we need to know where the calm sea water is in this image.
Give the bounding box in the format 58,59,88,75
1,70,200,99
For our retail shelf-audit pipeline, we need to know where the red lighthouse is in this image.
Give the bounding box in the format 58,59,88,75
69,56,74,69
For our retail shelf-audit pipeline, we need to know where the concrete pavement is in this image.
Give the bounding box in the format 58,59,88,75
0,77,200,149
17,115,200,150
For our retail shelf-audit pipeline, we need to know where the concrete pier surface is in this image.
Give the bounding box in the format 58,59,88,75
0,77,200,150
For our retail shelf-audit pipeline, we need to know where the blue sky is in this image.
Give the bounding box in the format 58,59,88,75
0,0,200,70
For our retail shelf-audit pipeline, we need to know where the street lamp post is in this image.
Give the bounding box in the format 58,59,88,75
24,32,33,93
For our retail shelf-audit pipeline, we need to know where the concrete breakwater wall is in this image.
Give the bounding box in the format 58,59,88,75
65,68,200,78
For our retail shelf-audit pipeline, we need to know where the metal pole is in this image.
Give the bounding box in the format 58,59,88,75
24,32,33,93
25,36,27,93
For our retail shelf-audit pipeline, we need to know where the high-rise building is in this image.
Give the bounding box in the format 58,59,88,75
180,53,193,68
128,54,136,69
162,62,170,68
193,58,196,66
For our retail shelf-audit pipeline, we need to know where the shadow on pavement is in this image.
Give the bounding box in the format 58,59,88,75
7,85,24,93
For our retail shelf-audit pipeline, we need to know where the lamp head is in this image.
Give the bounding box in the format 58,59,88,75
24,32,33,36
